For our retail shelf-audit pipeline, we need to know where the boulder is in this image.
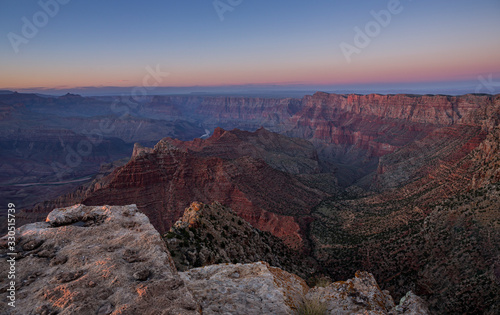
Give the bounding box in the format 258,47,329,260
0,204,200,314
179,261,308,315
180,263,429,315
306,271,429,315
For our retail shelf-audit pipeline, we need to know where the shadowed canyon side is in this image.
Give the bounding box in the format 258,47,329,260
195,96,303,131
2,92,496,207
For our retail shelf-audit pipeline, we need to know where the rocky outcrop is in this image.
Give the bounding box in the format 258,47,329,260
179,261,308,314
164,202,318,279
0,204,200,314
131,142,153,159
306,271,429,315
180,262,429,315
27,128,329,249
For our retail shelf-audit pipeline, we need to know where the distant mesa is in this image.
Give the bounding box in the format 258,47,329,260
58,92,83,99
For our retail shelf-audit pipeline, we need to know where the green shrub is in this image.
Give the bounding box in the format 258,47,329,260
164,232,176,239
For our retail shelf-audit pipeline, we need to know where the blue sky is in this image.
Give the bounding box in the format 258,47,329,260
1,0,499,95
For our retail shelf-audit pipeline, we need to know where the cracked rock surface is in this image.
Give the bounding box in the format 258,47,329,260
0,204,199,315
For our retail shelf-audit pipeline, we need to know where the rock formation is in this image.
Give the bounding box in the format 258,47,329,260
24,128,330,249
180,262,429,315
0,92,204,217
163,126,324,175
286,93,496,185
305,271,429,315
179,261,308,314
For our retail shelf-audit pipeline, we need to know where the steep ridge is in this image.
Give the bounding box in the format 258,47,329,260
164,202,319,280
25,128,329,249
140,93,498,187
3,92,495,191
369,94,500,195
85,142,327,248
6,92,499,313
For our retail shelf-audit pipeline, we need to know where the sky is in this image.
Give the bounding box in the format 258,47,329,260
0,0,499,95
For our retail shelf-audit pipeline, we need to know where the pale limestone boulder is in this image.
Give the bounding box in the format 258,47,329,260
306,271,429,315
180,261,308,314
0,204,200,315
306,271,395,315
395,291,429,315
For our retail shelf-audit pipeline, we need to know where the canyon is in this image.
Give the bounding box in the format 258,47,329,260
1,91,499,314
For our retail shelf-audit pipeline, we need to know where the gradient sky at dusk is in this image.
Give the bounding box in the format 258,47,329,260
1,0,499,95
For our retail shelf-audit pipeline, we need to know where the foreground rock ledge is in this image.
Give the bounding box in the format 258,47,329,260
181,263,428,315
0,204,199,315
0,204,428,314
